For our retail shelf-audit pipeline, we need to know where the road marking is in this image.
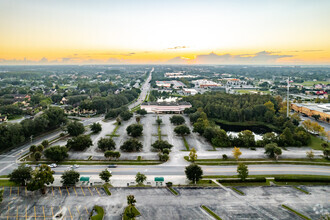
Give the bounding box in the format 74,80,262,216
87,187,93,196
9,186,12,197
25,206,27,220
42,206,46,220
66,187,70,196
95,187,101,196
59,187,62,196
76,206,80,215
7,206,9,220
17,187,19,196
34,206,36,220
73,187,77,197
51,207,54,217
52,187,54,196
80,187,85,196
67,206,73,220
0,163,14,173
85,206,89,215
16,206,18,220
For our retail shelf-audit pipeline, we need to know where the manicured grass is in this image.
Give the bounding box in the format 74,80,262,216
0,180,19,186
231,187,245,195
0,175,8,178
91,206,104,220
292,186,309,194
130,104,141,113
211,118,280,132
168,187,179,195
196,161,330,166
194,180,218,187
123,206,141,220
297,81,329,86
222,182,270,187
204,174,330,180
108,123,121,138
201,205,222,220
182,136,190,151
308,134,327,150
103,184,111,195
281,204,311,220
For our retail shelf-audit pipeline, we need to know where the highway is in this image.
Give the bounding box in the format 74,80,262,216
47,164,330,176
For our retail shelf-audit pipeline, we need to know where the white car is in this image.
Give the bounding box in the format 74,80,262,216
70,164,79,169
48,163,57,168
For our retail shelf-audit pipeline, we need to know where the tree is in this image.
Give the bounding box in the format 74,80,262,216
323,148,330,159
27,165,54,194
185,164,203,184
264,143,282,159
36,144,44,152
279,127,294,146
104,150,121,160
170,115,185,125
135,172,146,185
120,110,133,121
151,140,173,152
135,116,141,124
174,125,190,136
90,122,102,133
66,135,92,151
116,117,122,125
99,169,112,183
232,147,242,160
262,132,277,145
29,145,37,153
136,109,147,116
237,130,255,148
126,124,143,137
120,138,143,152
34,151,41,161
193,117,209,135
127,195,136,206
0,189,3,203
312,114,321,121
211,128,231,148
237,163,249,181
9,165,32,186
98,137,116,151
156,117,162,125
158,153,169,161
41,140,49,148
44,145,68,162
67,121,85,136
189,148,197,162
61,170,80,186
306,150,314,160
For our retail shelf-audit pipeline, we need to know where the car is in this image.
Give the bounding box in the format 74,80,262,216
108,165,117,168
70,164,79,169
48,163,57,168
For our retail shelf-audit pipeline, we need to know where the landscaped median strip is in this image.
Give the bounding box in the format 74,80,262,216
201,205,222,220
167,187,179,196
231,187,245,195
103,184,111,196
292,186,310,194
281,204,311,220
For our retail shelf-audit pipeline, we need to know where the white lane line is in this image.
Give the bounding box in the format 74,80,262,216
0,163,14,173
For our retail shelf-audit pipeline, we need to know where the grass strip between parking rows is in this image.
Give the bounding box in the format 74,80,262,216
231,187,245,195
123,206,141,220
90,205,104,220
103,184,111,195
281,205,311,220
168,187,179,195
292,186,309,194
201,205,222,220
182,136,190,151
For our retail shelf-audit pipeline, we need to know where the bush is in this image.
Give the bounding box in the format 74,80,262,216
222,154,228,160
44,146,68,162
136,109,147,115
166,182,173,187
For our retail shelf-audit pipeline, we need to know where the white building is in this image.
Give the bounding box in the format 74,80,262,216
141,102,192,114
192,79,219,88
183,88,198,95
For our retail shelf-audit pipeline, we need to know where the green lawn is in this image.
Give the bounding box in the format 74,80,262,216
182,136,190,151
281,205,311,220
298,81,329,86
231,187,245,195
308,134,327,150
103,184,111,195
0,180,18,186
123,206,141,220
168,187,179,195
194,179,218,187
91,206,104,220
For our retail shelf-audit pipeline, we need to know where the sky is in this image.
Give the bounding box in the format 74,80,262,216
1,0,330,65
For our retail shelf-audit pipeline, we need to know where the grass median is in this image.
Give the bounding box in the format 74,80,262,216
201,205,222,220
281,205,311,220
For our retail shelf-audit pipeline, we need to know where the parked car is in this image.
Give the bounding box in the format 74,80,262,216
108,165,117,168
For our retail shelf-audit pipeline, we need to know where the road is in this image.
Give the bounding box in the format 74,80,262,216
37,164,330,177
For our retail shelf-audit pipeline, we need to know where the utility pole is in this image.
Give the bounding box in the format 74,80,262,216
287,77,290,118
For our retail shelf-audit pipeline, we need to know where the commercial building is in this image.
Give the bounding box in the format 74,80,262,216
156,81,186,89
291,103,330,122
182,88,198,95
192,79,219,88
141,102,192,114
164,72,198,78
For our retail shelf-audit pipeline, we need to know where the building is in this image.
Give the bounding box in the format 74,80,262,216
156,81,186,89
291,103,330,122
164,72,198,78
192,79,219,88
182,88,198,95
141,102,192,114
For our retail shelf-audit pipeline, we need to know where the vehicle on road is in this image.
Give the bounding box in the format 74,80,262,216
70,164,79,169
108,165,117,168
48,163,57,168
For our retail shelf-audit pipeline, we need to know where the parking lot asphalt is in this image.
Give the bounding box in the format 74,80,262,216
1,185,329,220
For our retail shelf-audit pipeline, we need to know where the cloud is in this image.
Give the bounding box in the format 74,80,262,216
167,46,188,50
167,51,294,64
302,50,324,52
